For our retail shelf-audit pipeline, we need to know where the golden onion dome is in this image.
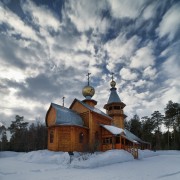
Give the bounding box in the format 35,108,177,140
82,85,95,98
110,80,116,88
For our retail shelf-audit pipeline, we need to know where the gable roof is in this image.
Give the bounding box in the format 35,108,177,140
50,103,84,126
70,99,112,120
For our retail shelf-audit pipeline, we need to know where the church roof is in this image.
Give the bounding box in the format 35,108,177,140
51,103,84,126
74,99,112,120
124,129,150,144
107,88,121,104
100,124,124,135
100,124,149,144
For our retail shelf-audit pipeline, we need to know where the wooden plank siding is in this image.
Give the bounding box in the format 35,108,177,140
90,113,112,151
70,99,112,152
70,100,90,114
48,125,89,152
46,106,56,126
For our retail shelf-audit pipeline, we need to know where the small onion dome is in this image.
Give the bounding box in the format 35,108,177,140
82,85,95,98
110,80,116,88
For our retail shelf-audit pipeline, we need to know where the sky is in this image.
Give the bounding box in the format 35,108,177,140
0,0,180,123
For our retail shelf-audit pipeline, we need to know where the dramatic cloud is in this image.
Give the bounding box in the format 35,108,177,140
63,0,109,33
108,0,147,19
0,3,38,41
157,2,180,41
130,43,155,69
0,0,179,123
105,34,140,72
21,0,61,31
120,68,138,81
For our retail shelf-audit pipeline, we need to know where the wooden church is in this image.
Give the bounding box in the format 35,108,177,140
45,74,150,158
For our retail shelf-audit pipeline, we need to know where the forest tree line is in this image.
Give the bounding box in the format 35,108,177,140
125,100,180,150
0,100,180,152
0,115,47,152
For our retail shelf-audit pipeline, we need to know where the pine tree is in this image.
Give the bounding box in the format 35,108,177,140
164,101,180,149
151,111,164,150
129,115,142,138
1,131,9,151
8,115,29,151
141,116,155,143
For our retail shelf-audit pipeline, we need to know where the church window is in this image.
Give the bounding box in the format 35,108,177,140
50,130,54,143
109,107,112,110
114,106,120,110
116,136,120,144
103,137,112,144
79,132,84,143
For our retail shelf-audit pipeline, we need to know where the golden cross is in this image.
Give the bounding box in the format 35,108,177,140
86,73,91,86
62,96,65,107
111,72,114,81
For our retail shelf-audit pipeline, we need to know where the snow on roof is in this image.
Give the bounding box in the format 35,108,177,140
51,103,84,126
124,129,150,144
121,135,139,144
101,124,124,135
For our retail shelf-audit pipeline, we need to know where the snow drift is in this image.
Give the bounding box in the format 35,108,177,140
0,149,157,168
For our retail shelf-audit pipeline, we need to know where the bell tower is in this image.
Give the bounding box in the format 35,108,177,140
104,73,126,129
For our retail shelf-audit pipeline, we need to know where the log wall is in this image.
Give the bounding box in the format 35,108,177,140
47,125,89,152
46,107,56,126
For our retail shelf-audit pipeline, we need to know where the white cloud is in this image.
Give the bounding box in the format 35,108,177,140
105,34,140,72
0,4,38,41
142,0,165,20
157,2,180,41
135,91,149,99
108,0,147,19
143,66,157,79
161,85,180,105
21,0,61,32
0,66,26,82
1,86,47,119
105,34,140,60
120,68,138,81
130,44,155,69
63,0,109,33
159,54,180,105
0,0,179,124
162,55,180,78
133,79,147,87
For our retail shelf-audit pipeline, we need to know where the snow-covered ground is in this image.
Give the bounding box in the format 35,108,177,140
0,150,180,180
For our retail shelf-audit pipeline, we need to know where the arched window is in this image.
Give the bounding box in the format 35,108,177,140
50,130,54,143
79,132,84,143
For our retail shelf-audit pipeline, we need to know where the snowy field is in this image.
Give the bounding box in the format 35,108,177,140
0,150,180,180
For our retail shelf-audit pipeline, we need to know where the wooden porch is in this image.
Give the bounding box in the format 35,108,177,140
101,134,139,159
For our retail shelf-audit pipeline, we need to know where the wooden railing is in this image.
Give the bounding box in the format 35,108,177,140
124,145,138,159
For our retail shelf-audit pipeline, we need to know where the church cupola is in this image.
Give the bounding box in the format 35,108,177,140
104,73,126,129
82,73,97,107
